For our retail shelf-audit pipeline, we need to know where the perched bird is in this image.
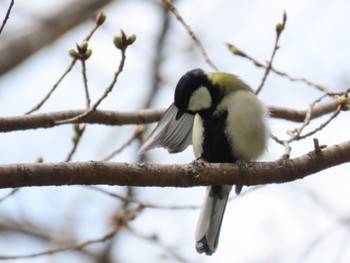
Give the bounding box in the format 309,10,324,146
139,68,269,255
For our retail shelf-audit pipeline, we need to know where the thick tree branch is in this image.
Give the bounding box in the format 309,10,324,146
0,101,341,132
269,100,341,122
0,140,349,189
0,109,164,132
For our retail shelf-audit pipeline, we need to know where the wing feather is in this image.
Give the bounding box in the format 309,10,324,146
138,103,194,154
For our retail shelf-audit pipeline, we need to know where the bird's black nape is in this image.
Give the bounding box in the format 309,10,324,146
174,68,210,111
174,68,224,118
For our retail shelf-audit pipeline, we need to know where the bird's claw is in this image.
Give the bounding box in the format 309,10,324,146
235,159,247,195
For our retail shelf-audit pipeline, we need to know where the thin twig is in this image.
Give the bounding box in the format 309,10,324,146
87,186,200,210
65,124,86,162
0,0,14,36
95,181,136,262
102,126,143,161
161,0,218,71
226,43,331,93
128,226,189,263
25,59,77,115
271,93,344,159
88,185,262,210
84,19,102,42
296,104,342,140
292,94,329,139
0,188,19,203
81,60,91,109
289,92,344,142
270,133,292,159
256,11,287,94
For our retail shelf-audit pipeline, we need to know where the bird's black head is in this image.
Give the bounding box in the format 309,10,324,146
174,69,222,118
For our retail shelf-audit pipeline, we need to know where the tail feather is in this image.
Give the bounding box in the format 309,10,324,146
195,185,232,255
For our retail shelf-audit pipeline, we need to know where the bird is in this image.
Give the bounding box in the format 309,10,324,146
139,68,269,255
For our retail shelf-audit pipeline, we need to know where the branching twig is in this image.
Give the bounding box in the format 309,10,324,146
272,89,348,157
292,94,329,139
161,0,218,71
296,104,342,141
0,225,118,260
24,12,105,115
271,88,348,158
270,134,292,159
54,31,134,125
226,43,331,93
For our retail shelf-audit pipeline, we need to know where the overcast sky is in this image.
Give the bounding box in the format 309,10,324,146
0,0,350,262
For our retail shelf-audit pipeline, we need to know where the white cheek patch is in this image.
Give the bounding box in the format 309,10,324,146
188,86,212,112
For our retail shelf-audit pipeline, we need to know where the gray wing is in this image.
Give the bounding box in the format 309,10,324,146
138,103,194,154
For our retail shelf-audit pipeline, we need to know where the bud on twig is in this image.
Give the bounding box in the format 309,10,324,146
276,11,287,35
69,49,79,59
127,34,137,45
77,41,88,54
96,12,106,26
338,95,350,111
226,43,247,57
114,30,137,50
85,49,92,59
68,41,93,60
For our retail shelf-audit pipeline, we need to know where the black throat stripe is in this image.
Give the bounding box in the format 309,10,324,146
200,111,237,163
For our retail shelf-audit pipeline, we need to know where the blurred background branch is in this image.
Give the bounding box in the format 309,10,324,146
0,1,350,262
0,0,112,75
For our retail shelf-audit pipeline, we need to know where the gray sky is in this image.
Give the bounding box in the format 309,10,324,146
0,0,349,262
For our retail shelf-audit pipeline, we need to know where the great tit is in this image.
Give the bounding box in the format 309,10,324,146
139,68,269,255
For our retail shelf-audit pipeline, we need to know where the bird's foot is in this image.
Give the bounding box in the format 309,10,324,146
235,159,247,195
192,155,205,164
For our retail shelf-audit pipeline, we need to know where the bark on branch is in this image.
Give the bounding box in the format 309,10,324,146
0,140,349,189
0,100,341,132
0,109,164,132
